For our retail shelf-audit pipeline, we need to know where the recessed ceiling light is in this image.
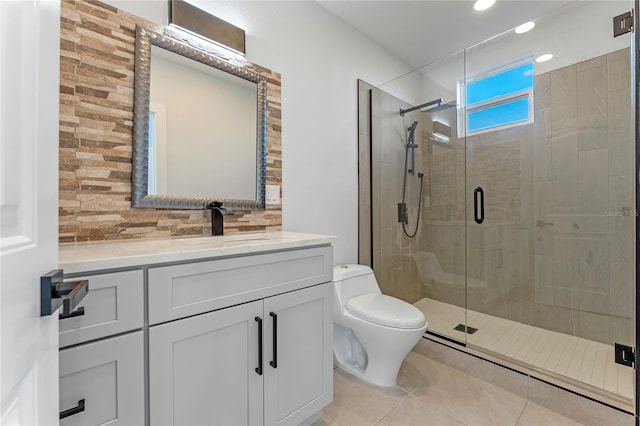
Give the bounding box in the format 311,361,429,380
536,53,553,63
515,21,535,34
473,0,496,11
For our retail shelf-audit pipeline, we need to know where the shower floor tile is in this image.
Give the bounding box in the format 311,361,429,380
414,298,634,402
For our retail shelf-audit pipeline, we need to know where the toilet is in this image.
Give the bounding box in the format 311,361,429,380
332,264,428,387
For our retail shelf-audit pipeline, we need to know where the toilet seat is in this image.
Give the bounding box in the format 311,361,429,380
346,293,426,329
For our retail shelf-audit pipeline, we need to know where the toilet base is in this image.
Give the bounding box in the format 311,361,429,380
333,321,426,387
334,356,403,387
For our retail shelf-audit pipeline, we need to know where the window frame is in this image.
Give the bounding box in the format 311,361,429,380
460,58,535,137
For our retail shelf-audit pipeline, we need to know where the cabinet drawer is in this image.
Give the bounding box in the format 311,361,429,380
59,270,143,348
59,331,144,426
148,246,332,324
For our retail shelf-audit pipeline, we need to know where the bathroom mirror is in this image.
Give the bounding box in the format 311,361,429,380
133,25,267,209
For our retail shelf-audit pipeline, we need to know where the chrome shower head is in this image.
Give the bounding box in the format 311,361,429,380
424,100,457,112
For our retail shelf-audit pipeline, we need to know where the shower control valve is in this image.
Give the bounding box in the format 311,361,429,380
397,202,408,225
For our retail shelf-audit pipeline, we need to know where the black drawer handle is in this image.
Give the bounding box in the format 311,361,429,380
59,306,85,320
255,317,263,376
269,312,278,369
60,399,85,420
474,187,485,224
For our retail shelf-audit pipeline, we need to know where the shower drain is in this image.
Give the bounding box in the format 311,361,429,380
453,324,478,334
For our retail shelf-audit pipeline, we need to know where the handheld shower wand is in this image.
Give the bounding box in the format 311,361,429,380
407,121,419,175
398,120,423,239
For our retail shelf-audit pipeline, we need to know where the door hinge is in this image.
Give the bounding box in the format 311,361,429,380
613,11,633,37
614,343,635,367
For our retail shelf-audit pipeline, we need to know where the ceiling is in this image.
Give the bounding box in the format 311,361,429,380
316,0,576,69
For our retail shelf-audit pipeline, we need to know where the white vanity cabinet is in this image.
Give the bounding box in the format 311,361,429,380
59,331,144,426
150,283,332,426
58,232,336,426
150,300,265,425
148,246,334,426
263,283,332,426
58,270,144,426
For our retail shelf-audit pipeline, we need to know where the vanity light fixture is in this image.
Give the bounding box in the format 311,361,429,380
170,0,246,56
474,0,496,12
515,21,535,34
536,53,553,63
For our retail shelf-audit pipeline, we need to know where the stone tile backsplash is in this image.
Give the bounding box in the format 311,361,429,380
59,0,282,243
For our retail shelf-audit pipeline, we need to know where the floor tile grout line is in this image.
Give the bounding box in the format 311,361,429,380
322,408,338,425
326,352,596,426
513,400,530,426
411,355,541,425
370,387,412,426
404,376,471,426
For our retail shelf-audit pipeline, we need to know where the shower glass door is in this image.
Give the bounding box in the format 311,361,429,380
464,0,635,406
373,50,467,345
366,0,635,411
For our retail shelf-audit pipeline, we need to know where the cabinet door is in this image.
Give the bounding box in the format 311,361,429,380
59,331,144,426
263,283,333,425
150,301,264,426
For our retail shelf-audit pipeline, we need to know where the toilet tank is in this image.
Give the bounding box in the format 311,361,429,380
333,265,382,311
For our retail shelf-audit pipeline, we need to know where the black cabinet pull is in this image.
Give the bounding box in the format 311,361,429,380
60,399,85,420
255,316,263,375
474,187,485,224
59,306,85,320
269,312,278,369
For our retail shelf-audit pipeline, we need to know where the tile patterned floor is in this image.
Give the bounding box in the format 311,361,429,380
414,298,634,402
317,351,583,426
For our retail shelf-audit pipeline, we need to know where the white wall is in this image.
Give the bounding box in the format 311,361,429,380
407,1,632,100
103,0,412,264
466,0,631,76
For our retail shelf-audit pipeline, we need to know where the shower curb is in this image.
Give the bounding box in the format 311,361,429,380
413,336,634,426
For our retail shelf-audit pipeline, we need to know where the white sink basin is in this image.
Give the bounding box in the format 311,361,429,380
176,234,272,245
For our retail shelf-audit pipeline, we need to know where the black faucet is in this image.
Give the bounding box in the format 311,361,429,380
206,202,234,236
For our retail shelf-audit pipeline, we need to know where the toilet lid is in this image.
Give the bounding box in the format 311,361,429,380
346,293,427,329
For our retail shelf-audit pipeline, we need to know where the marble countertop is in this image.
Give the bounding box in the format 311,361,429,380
59,231,337,274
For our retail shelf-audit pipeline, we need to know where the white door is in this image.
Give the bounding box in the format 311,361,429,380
0,0,61,424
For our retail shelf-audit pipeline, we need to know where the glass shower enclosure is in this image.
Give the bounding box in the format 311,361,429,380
359,0,636,413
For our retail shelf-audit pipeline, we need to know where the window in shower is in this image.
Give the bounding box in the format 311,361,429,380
465,60,534,134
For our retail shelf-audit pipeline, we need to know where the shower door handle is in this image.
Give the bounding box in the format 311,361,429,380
474,187,484,224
